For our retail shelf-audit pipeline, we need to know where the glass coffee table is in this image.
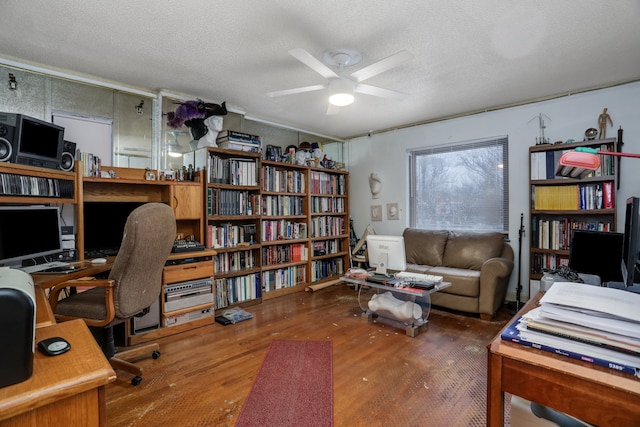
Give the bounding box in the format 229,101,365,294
341,276,451,337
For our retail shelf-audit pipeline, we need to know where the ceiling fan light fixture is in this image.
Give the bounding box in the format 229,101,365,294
328,78,355,106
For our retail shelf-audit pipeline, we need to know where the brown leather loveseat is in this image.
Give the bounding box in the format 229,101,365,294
403,228,514,320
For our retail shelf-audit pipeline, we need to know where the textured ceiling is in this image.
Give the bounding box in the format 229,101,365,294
1,1,639,139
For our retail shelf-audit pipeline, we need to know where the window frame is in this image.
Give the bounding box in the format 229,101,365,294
408,136,509,233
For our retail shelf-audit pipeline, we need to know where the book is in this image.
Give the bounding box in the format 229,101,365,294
501,317,640,377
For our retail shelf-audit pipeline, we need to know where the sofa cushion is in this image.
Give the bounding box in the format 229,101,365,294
403,228,449,266
424,266,480,298
442,231,505,270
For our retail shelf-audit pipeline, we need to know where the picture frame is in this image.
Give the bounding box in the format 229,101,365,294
371,205,382,222
387,203,399,220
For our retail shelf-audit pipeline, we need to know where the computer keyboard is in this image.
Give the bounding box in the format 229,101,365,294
367,274,398,285
395,271,443,284
20,261,70,274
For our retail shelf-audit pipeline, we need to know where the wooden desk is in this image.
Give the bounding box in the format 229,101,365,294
32,258,115,327
31,258,115,289
0,319,116,427
487,292,640,427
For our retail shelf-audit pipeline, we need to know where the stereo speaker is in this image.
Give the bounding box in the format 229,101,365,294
0,119,17,162
0,269,35,388
59,140,76,171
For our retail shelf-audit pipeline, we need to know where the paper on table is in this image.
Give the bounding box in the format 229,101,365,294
540,282,640,323
523,307,640,352
539,304,640,339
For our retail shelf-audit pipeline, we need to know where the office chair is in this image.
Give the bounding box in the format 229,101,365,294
49,203,176,386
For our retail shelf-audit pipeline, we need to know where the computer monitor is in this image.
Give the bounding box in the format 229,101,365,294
622,196,640,288
568,229,623,283
366,235,407,275
0,205,63,267
83,201,145,257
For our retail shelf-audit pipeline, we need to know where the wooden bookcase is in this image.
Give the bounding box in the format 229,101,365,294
200,150,350,308
78,165,204,258
260,160,310,299
201,147,262,310
308,167,350,286
0,161,79,205
528,138,618,282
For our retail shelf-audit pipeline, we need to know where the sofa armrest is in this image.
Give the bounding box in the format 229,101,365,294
478,257,514,318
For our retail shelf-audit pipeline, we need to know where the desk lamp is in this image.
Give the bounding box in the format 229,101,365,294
555,147,640,179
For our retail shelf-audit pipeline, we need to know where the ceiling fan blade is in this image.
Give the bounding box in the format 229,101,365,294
267,84,326,97
355,83,409,100
326,103,340,115
350,50,413,82
289,48,339,80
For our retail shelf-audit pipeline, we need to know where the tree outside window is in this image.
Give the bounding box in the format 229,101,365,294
409,136,509,232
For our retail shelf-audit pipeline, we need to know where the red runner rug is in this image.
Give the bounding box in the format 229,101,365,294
235,340,333,427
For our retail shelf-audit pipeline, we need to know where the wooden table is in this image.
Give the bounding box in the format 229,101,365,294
487,292,640,426
0,319,116,427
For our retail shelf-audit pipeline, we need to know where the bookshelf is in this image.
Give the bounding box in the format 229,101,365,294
260,160,310,298
529,138,618,282
308,167,349,285
0,161,79,204
202,147,262,310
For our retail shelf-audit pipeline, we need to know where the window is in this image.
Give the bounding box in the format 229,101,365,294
409,136,509,232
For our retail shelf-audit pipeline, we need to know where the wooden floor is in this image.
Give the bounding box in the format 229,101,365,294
105,284,512,427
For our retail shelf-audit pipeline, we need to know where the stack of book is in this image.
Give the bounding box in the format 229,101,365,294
502,282,640,377
216,130,261,153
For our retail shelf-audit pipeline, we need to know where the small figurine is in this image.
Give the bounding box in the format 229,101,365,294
598,108,613,139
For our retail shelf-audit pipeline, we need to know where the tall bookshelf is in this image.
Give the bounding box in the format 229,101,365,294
202,147,262,310
529,138,618,283
308,167,349,285
260,160,310,298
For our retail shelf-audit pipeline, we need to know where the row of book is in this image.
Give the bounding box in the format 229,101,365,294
530,253,569,274
207,188,260,216
502,282,640,377
0,172,74,198
213,249,255,275
531,216,613,250
311,196,345,214
310,216,345,238
205,154,258,185
532,182,614,210
262,265,307,292
262,166,305,193
312,239,343,256
214,273,260,309
261,219,308,242
262,243,308,266
216,130,261,153
261,194,304,216
311,258,344,283
80,152,102,177
530,144,615,180
206,223,256,249
310,170,346,195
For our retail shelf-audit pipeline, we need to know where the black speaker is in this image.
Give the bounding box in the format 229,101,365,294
0,269,35,388
0,116,17,162
60,140,76,171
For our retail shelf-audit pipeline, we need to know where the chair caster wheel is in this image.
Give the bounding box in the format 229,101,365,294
132,376,142,386
152,350,161,359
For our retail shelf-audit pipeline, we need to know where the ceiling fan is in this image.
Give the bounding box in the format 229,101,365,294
267,48,413,114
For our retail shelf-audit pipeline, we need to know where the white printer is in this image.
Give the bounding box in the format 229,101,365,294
0,267,36,388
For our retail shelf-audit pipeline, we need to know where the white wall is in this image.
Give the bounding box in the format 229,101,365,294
346,81,640,301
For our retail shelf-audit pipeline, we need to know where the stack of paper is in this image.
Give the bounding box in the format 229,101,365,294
502,282,640,377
